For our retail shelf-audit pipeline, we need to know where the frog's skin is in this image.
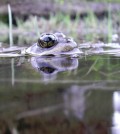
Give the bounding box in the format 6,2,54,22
25,32,83,56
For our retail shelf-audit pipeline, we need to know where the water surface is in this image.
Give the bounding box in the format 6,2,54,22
0,34,120,134
0,42,120,134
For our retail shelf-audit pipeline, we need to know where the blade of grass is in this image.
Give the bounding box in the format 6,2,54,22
107,4,112,72
8,4,13,46
34,16,40,38
108,3,112,43
8,4,15,86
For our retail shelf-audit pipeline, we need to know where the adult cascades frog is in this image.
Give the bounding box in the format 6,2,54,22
0,32,82,57
25,32,83,56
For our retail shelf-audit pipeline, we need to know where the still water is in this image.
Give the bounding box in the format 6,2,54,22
0,54,120,134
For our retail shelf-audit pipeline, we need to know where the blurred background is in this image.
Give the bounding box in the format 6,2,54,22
0,0,120,44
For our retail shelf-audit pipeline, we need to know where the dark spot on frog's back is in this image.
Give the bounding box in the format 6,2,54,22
61,46,73,52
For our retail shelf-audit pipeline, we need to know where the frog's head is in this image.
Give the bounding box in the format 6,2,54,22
37,33,58,48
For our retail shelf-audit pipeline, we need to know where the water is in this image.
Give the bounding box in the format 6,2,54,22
0,53,120,134
1,35,120,134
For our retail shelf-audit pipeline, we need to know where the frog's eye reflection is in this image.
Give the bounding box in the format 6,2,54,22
37,34,58,48
39,67,56,74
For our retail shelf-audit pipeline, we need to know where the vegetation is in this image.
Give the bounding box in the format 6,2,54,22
0,11,118,44
0,0,119,44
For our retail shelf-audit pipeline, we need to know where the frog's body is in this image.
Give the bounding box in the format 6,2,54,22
25,32,82,56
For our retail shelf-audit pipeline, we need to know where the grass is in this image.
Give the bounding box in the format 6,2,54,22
107,4,113,42
8,4,15,86
0,3,118,44
8,4,13,46
34,16,40,38
84,11,98,41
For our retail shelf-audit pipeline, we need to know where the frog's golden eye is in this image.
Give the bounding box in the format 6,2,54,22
48,41,54,47
37,34,58,48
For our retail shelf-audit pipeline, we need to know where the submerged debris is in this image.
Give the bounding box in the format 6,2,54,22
78,41,120,56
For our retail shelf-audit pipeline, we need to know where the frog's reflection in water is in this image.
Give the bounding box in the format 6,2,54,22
30,56,78,80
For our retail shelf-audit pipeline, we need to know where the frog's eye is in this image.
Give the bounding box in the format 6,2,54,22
38,39,48,48
37,34,58,48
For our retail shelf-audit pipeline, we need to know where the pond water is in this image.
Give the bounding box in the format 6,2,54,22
0,40,120,134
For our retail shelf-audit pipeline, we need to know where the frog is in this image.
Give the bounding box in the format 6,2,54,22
0,32,82,58
25,32,83,56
